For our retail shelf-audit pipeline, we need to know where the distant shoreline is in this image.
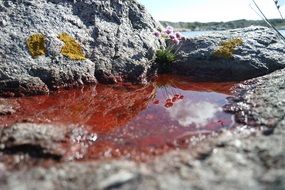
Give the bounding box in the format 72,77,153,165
160,19,285,32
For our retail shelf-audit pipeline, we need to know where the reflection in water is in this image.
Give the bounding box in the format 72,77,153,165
0,75,237,161
168,100,222,127
0,85,156,134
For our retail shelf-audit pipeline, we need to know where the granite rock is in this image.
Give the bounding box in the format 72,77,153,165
173,26,285,81
0,0,162,96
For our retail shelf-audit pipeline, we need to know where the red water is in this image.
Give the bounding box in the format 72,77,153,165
0,75,236,161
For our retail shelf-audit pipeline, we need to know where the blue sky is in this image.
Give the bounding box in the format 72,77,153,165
137,0,285,22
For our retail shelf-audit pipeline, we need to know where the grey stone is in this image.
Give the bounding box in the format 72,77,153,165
1,68,285,190
172,26,285,81
0,105,15,115
225,67,285,128
0,123,97,160
0,75,49,97
0,99,20,119
0,0,162,96
1,9,285,189
1,161,141,190
0,123,284,190
0,99,16,115
0,19,7,27
98,170,138,189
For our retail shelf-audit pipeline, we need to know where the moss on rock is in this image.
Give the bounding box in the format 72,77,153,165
27,34,46,58
214,38,243,59
58,33,86,60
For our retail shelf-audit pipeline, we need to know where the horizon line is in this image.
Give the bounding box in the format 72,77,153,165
159,18,284,23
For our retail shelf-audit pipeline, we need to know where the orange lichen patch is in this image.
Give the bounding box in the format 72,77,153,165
58,33,86,60
26,34,46,58
214,38,243,59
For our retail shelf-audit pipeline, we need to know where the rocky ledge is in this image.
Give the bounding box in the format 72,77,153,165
172,26,285,81
0,0,162,97
0,69,285,189
0,1,285,189
1,0,285,96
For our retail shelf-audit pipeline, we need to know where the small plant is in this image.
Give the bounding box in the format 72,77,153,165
154,26,185,73
155,48,176,65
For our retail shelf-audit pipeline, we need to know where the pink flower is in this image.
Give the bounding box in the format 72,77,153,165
169,34,176,40
165,26,174,34
175,32,182,40
166,26,173,30
172,38,180,45
165,29,172,35
154,31,161,38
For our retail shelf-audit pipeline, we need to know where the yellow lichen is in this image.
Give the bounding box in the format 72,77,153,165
27,34,46,58
58,33,86,60
214,38,243,59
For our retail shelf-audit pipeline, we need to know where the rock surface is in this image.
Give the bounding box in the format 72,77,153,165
0,99,16,115
0,0,162,96
173,26,285,81
0,1,285,189
0,124,284,190
225,67,285,129
0,69,285,189
0,123,98,161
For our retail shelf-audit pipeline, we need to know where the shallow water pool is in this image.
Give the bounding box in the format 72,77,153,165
0,75,237,161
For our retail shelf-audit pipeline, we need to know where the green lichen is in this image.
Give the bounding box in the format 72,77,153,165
214,38,243,59
58,33,86,60
27,34,46,58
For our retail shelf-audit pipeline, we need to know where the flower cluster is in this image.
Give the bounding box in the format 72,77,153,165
154,26,185,45
153,26,186,72
153,93,184,108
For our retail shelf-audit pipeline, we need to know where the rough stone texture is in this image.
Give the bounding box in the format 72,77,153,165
1,68,285,190
1,12,285,188
0,76,50,97
172,26,285,81
224,68,285,130
0,99,16,115
0,123,97,160
0,0,162,96
0,125,284,190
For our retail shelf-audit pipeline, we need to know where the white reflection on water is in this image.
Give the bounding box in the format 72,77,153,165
168,100,222,127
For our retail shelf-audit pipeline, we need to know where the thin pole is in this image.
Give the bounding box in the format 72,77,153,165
272,0,284,19
251,0,285,42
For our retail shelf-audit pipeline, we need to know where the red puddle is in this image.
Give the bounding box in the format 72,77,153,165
0,75,237,161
